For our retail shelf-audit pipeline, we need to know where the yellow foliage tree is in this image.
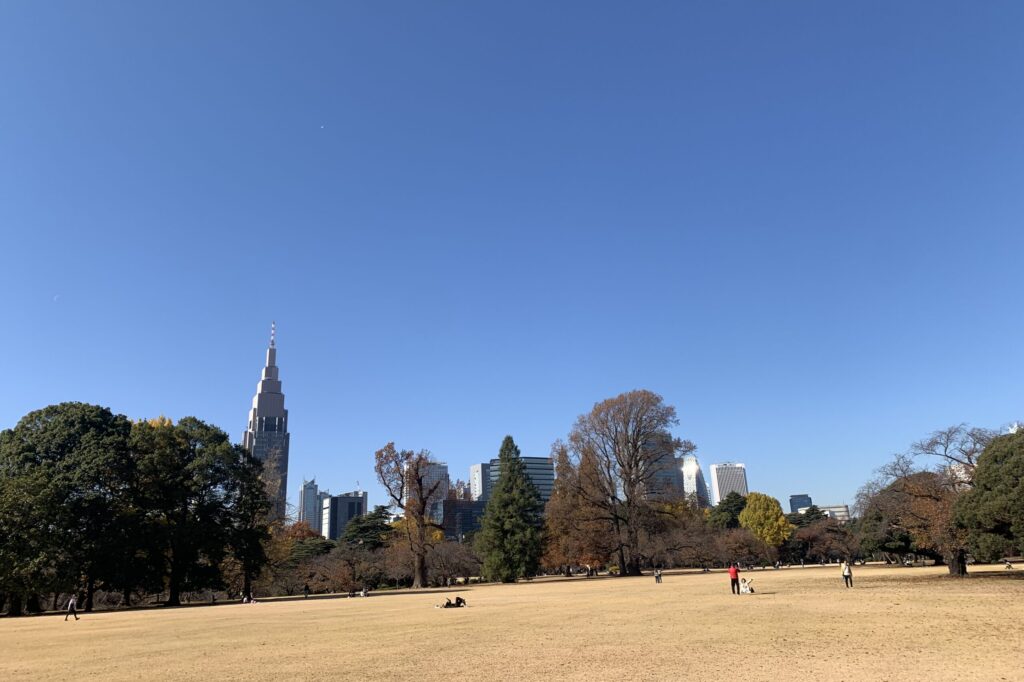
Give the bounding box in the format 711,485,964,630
738,492,793,547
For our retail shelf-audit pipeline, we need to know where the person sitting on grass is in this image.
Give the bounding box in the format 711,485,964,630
1005,560,1014,570
739,578,754,594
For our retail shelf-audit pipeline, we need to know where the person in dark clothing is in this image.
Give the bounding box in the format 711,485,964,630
729,563,740,595
65,595,79,621
303,583,310,599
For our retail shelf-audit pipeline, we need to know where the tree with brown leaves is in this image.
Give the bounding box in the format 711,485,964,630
373,443,445,588
566,390,685,576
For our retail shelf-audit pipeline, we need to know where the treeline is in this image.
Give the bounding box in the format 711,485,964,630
5,394,1022,615
254,507,481,596
0,403,270,615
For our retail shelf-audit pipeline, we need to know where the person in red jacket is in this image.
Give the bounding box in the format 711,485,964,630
729,563,740,595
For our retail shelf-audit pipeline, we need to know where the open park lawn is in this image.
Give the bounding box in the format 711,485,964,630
1,564,1020,681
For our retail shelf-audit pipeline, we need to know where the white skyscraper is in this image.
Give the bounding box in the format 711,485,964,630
709,462,748,506
298,479,321,530
681,455,711,508
469,462,491,501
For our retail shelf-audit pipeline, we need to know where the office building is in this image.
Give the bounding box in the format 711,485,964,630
242,323,290,518
299,479,330,532
405,462,449,523
789,494,813,514
488,456,555,504
681,455,711,508
441,499,488,540
321,490,369,541
709,462,748,506
469,462,491,501
815,504,851,523
648,456,686,500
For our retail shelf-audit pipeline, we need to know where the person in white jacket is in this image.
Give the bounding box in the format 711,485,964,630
841,560,853,588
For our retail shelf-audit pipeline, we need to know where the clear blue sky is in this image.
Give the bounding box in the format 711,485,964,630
2,2,1022,512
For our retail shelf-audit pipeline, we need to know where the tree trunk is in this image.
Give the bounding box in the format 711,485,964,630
616,545,627,576
167,569,182,606
122,588,132,607
25,594,42,613
242,574,252,601
52,593,60,612
7,593,23,616
84,577,95,612
947,549,968,577
412,550,428,589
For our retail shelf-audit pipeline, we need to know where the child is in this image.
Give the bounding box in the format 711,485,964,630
739,578,754,594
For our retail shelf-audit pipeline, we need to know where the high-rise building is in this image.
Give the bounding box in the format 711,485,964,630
243,323,290,518
441,499,488,540
647,456,686,500
299,479,328,532
709,462,748,506
681,455,711,508
469,462,491,501
789,494,813,514
418,462,449,523
321,490,368,540
488,456,555,504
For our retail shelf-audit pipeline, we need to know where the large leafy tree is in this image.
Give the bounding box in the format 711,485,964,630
956,430,1024,561
0,403,135,613
224,447,272,600
738,492,793,548
566,390,684,576
542,440,616,572
132,417,243,605
476,436,544,582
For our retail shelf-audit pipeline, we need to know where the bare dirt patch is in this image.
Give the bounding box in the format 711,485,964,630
1,564,1020,681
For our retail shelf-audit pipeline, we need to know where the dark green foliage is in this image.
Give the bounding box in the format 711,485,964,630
0,404,272,614
290,536,336,564
857,505,915,559
225,447,272,599
341,506,395,550
0,403,135,611
476,436,544,582
707,492,747,530
957,431,1024,560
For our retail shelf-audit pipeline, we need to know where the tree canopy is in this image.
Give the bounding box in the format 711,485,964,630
476,436,544,582
956,431,1024,561
708,492,747,530
738,493,793,548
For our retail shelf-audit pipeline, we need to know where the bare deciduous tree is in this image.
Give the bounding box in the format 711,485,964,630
910,424,995,490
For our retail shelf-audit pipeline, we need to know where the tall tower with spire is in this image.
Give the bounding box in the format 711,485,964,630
243,322,290,518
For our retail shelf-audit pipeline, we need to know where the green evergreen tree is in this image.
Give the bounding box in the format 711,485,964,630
476,436,544,583
707,492,747,529
341,506,395,550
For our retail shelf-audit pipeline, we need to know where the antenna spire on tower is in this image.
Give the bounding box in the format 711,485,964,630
270,321,276,349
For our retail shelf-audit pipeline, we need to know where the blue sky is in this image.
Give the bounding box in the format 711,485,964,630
2,2,1022,511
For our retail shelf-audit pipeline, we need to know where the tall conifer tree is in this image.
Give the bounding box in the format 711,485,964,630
476,436,544,582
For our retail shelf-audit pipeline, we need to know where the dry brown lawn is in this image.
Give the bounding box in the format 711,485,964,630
2,564,1021,681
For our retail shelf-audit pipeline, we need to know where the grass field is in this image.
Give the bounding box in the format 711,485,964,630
2,564,1021,681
